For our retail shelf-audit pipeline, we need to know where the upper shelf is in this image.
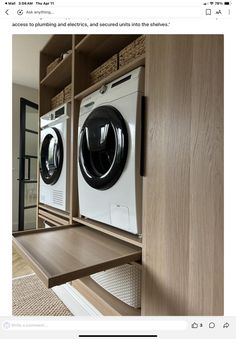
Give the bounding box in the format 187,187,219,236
41,35,72,58
13,225,141,288
75,35,141,63
40,53,72,88
75,54,145,101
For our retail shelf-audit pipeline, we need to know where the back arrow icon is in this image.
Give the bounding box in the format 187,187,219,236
5,9,9,15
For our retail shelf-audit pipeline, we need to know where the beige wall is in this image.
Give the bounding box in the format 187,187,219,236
12,83,38,231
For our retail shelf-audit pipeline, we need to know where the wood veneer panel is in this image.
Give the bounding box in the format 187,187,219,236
188,35,224,315
142,35,223,315
69,37,79,222
13,226,141,288
69,99,79,221
39,85,59,117
74,51,94,96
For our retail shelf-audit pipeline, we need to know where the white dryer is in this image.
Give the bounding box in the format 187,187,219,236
39,103,70,211
78,67,144,235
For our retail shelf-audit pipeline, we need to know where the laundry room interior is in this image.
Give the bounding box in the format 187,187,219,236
12,34,224,317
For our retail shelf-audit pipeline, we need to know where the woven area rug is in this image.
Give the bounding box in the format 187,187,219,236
12,274,73,316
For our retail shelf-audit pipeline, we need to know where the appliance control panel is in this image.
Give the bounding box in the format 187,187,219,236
40,103,71,129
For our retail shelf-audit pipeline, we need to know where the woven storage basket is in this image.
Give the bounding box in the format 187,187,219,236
46,57,61,75
64,83,72,102
51,90,64,109
119,36,145,68
90,54,118,85
91,263,141,308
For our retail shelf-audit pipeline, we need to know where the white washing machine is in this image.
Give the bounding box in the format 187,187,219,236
78,67,144,235
39,103,71,211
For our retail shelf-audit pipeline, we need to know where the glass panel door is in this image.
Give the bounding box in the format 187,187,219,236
18,98,38,231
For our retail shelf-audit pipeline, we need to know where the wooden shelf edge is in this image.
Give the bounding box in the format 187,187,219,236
75,35,114,52
75,34,141,55
38,203,70,219
72,277,141,316
40,53,72,86
73,217,143,248
13,224,74,236
39,209,69,225
12,236,50,288
75,35,91,51
74,55,145,101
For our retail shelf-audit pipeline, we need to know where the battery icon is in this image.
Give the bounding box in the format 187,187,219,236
224,2,230,4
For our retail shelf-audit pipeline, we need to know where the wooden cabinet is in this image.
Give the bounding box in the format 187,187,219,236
13,34,224,316
142,35,223,315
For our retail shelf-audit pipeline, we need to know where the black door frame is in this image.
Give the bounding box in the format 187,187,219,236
18,98,38,231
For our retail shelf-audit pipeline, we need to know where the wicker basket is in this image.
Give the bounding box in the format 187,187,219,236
46,57,61,75
90,54,118,85
119,36,145,68
91,263,141,308
64,83,72,102
51,90,64,110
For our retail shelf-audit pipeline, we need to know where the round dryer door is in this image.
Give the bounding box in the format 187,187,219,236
40,127,63,185
79,105,128,190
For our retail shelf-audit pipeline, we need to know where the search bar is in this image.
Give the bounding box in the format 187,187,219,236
13,6,201,18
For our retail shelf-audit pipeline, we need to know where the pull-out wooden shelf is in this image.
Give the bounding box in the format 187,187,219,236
12,225,142,289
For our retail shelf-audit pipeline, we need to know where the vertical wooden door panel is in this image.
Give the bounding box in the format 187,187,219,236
142,35,223,315
188,35,224,315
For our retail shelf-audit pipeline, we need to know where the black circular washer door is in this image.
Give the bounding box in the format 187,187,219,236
79,105,128,190
40,127,63,185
